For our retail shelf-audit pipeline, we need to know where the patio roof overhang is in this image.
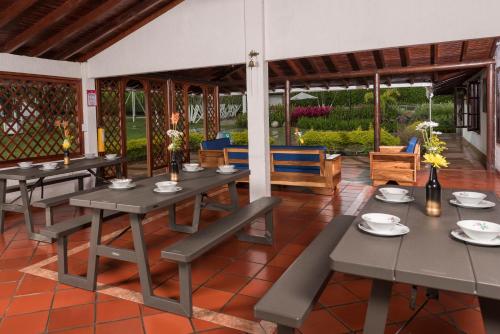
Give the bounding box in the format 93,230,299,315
149,37,498,95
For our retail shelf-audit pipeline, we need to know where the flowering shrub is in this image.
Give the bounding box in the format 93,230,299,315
291,106,332,121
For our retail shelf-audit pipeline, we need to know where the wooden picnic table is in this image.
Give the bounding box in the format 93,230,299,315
62,168,250,313
330,187,500,334
0,156,124,242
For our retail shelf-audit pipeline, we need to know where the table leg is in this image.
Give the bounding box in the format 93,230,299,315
19,180,52,243
0,179,6,233
228,181,239,211
85,209,103,290
168,194,203,234
363,279,393,334
130,213,192,316
479,297,500,333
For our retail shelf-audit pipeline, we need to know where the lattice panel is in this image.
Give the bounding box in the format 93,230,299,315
148,81,169,171
0,75,82,164
97,79,123,177
204,86,219,140
173,82,190,162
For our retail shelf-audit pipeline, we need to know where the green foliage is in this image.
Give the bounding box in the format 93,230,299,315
189,131,204,151
295,105,398,132
127,138,147,162
301,128,400,153
269,104,285,125
364,89,400,113
235,112,247,128
397,121,422,145
230,130,275,145
412,103,455,133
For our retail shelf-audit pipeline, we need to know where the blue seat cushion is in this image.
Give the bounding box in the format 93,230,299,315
201,137,231,150
405,137,418,153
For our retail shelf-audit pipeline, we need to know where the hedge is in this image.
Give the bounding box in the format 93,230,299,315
411,102,455,133
230,130,275,145
301,128,400,153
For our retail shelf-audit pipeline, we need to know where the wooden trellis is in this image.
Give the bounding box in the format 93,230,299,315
203,85,220,140
0,72,83,165
146,80,170,175
96,78,126,177
171,81,191,162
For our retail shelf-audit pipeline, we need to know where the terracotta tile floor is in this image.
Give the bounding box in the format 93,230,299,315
0,160,498,333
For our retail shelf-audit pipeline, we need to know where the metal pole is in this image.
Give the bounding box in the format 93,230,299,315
486,63,495,171
284,80,291,145
132,91,136,123
374,72,381,152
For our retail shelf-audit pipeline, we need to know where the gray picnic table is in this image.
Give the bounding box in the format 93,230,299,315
330,187,500,334
0,156,124,242
64,168,249,313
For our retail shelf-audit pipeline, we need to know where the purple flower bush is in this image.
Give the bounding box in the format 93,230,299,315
291,106,332,121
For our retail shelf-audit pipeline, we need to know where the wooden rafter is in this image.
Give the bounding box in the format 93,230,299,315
306,58,322,74
321,56,338,73
28,0,122,57
372,50,385,69
347,53,360,71
269,62,284,77
3,0,84,53
0,0,38,30
489,38,498,58
460,41,469,62
285,60,305,76
214,65,245,81
60,0,182,61
430,44,439,82
399,47,410,67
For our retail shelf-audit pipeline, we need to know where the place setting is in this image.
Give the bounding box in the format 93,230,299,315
216,164,237,174
449,191,496,209
104,153,119,161
375,187,414,204
17,161,34,169
451,220,500,246
85,153,97,159
357,213,410,237
153,181,182,194
108,178,136,190
39,162,60,171
183,163,204,172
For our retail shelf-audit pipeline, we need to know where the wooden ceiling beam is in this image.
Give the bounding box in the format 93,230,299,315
285,59,305,76
269,62,284,77
489,38,498,58
306,58,322,74
60,0,182,61
430,44,439,82
3,0,84,53
214,65,246,81
460,41,469,62
28,0,122,57
321,56,338,73
347,53,360,71
0,0,38,30
399,47,410,67
372,50,385,69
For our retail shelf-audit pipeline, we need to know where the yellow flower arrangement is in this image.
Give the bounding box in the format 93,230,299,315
55,119,74,151
423,153,448,169
416,121,449,169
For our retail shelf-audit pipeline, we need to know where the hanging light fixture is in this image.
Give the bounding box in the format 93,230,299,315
248,50,259,68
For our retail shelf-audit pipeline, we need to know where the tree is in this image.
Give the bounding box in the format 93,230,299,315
364,88,400,113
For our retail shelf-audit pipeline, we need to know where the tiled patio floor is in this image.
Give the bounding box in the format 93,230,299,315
0,161,499,334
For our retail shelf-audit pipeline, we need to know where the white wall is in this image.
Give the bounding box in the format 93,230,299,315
0,53,81,78
87,0,246,78
494,44,500,171
265,0,500,61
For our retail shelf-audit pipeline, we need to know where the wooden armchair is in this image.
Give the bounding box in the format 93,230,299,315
198,138,230,168
369,138,421,186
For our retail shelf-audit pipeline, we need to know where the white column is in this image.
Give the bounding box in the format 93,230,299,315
80,63,98,154
244,0,270,200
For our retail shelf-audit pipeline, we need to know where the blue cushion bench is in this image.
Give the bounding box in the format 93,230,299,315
198,138,231,168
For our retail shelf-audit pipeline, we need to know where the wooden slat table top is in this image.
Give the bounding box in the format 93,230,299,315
0,157,125,181
70,169,250,214
330,187,500,299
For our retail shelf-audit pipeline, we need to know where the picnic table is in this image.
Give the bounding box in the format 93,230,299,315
330,187,500,334
62,168,250,314
0,156,124,242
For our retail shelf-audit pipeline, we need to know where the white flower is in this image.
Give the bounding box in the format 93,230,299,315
416,121,439,131
432,131,442,135
167,129,183,138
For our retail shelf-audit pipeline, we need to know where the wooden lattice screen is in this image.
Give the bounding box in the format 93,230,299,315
146,80,170,175
203,86,220,140
0,72,83,165
171,81,190,162
97,78,126,177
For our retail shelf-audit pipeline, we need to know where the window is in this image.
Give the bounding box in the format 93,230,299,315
454,87,467,128
0,72,83,165
467,81,480,133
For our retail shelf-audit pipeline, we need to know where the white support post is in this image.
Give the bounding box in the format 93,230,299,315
244,0,271,200
81,63,98,154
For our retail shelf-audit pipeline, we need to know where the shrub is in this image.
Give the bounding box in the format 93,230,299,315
291,106,332,121
189,131,204,151
269,104,285,125
235,112,247,128
127,138,147,162
301,128,400,153
230,130,275,145
411,103,455,133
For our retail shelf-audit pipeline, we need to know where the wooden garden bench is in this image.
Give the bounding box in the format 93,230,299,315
161,196,281,316
254,215,355,334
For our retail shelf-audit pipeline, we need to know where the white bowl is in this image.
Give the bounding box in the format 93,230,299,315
42,162,58,169
184,163,199,171
453,192,487,206
219,164,235,173
111,178,132,188
105,154,118,160
379,187,408,201
85,153,96,159
18,161,33,168
156,181,177,191
362,213,400,233
457,220,500,242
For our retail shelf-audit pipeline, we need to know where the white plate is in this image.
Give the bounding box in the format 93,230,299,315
451,229,500,246
19,165,34,169
183,167,204,172
375,194,415,203
216,169,237,174
153,186,183,193
108,183,136,190
358,221,410,237
39,166,60,171
449,199,496,209
105,157,119,161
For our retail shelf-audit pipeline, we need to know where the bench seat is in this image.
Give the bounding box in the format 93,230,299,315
160,196,281,317
254,215,355,332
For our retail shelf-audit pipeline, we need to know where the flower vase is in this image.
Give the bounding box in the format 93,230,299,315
63,150,70,165
425,166,441,217
169,152,181,181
